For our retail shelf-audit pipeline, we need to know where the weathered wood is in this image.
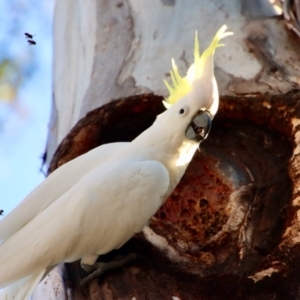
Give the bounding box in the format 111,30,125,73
48,94,164,174
39,0,300,298
48,0,300,163
40,91,300,299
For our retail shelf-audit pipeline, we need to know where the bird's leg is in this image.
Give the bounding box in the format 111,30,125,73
80,253,138,287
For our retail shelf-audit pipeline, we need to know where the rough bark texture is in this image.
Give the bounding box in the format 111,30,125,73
48,94,164,174
49,0,300,163
45,90,300,299
40,0,300,299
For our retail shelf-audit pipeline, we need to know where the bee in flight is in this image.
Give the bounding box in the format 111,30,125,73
25,33,36,46
27,40,36,46
24,32,33,39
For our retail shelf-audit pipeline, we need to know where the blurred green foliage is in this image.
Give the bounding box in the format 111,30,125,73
0,59,20,102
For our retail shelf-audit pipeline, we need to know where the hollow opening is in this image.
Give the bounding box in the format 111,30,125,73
50,93,295,278
150,93,297,276
152,118,292,275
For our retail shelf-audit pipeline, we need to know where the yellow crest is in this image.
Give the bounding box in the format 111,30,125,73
163,25,233,108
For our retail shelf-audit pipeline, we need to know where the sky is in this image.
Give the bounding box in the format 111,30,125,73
0,0,55,215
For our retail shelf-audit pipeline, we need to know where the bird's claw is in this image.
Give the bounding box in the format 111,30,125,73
80,253,139,289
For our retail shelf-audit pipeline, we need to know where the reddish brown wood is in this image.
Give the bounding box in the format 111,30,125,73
49,91,300,299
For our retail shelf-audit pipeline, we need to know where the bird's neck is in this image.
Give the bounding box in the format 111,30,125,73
131,129,199,195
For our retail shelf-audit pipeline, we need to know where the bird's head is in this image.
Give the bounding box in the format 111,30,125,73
162,25,233,143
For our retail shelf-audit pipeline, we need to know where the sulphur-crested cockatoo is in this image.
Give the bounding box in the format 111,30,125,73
0,25,232,299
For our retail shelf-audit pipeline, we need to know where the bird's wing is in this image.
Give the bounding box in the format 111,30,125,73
0,159,169,287
0,142,128,242
0,270,47,300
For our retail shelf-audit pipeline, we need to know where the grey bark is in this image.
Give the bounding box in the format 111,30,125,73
35,0,300,299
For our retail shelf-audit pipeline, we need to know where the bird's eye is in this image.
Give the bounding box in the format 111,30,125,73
178,106,189,116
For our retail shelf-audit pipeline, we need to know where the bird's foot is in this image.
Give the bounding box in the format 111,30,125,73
80,253,138,288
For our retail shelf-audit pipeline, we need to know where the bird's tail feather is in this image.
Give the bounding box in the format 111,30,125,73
0,270,46,300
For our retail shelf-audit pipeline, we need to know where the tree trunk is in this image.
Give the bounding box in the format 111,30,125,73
36,0,300,299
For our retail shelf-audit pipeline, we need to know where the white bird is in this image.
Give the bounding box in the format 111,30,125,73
0,25,232,299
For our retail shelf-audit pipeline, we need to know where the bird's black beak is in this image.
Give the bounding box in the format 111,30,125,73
185,111,212,142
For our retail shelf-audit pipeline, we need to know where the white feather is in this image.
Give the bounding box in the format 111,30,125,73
0,270,46,300
0,26,226,299
0,159,169,288
0,142,127,242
